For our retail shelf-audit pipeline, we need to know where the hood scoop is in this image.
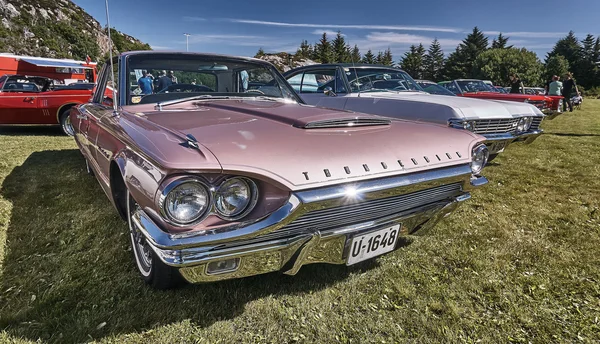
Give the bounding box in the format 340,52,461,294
299,117,391,129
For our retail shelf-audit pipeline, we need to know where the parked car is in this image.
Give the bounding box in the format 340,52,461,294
439,79,563,119
283,64,544,161
415,80,456,96
71,52,489,288
0,74,94,135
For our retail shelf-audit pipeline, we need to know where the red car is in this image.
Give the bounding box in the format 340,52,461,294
439,79,563,119
0,74,94,135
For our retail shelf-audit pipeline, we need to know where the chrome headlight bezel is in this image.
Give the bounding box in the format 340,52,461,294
159,178,212,226
471,143,489,175
517,117,527,132
158,176,260,226
214,177,259,221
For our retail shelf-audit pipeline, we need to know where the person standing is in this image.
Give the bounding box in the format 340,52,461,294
562,72,579,112
509,74,524,94
137,70,154,95
156,70,173,92
548,75,562,96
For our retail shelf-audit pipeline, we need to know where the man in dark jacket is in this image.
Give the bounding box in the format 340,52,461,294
509,74,524,94
562,72,579,112
156,70,173,92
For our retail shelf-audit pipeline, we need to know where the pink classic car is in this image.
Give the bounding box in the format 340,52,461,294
71,52,489,289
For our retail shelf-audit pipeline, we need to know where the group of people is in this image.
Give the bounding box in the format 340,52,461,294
546,73,580,112
508,73,581,112
137,70,179,95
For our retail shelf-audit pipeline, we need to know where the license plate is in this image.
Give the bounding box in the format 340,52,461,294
346,224,400,265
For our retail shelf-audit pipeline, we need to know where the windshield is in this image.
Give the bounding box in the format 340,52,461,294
456,80,493,93
345,68,423,93
125,54,301,105
417,82,456,96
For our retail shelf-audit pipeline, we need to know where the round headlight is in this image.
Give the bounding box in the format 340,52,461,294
524,117,533,131
163,180,210,225
214,178,258,219
463,120,475,132
517,117,526,132
471,144,489,175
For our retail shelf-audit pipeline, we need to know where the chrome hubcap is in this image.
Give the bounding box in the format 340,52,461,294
63,115,74,136
128,195,153,275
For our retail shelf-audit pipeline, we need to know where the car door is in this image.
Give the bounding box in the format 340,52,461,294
0,77,43,124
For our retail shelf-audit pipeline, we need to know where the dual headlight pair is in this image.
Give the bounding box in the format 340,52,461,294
516,117,534,133
159,177,258,226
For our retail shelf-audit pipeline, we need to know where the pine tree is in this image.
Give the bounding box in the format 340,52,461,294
254,47,265,58
350,45,361,63
578,34,599,87
423,39,445,81
491,33,512,49
443,27,489,79
544,55,570,81
381,48,393,66
331,31,349,63
314,32,333,63
400,44,426,79
362,49,375,64
295,40,312,59
375,51,384,64
547,31,581,76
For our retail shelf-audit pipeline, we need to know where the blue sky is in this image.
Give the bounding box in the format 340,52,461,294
73,0,600,61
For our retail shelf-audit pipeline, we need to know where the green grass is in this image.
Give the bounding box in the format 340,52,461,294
0,101,599,343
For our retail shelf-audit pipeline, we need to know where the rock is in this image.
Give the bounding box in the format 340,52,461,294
0,0,20,18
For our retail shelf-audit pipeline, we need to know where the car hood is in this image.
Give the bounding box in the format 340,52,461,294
124,99,483,190
318,91,543,122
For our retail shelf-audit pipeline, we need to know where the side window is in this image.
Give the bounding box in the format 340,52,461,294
444,82,460,95
286,73,302,92
93,61,119,106
300,69,341,93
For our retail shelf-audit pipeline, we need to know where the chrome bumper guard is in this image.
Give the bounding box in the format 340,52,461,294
131,164,488,283
483,129,543,154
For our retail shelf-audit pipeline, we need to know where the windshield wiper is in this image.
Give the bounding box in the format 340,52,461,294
155,95,231,110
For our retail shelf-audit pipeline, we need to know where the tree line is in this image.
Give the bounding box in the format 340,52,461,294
255,28,600,93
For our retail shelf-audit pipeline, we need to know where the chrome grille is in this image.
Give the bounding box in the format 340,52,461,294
279,183,462,234
527,100,547,110
471,118,520,134
531,117,543,130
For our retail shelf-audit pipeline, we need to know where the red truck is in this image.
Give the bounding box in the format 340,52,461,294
439,79,563,119
0,54,98,135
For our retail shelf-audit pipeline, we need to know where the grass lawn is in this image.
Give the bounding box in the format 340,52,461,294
0,101,599,344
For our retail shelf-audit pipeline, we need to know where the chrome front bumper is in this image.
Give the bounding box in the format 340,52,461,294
131,165,488,283
483,129,543,154
542,109,562,120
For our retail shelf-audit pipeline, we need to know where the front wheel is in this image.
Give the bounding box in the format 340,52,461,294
127,192,184,289
59,109,75,136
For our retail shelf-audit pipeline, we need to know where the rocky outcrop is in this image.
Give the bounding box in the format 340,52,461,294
0,0,149,61
256,52,317,72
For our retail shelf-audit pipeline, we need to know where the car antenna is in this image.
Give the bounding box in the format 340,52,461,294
349,47,361,97
104,0,118,116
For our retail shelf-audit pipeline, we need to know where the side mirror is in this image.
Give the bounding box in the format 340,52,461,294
323,86,337,97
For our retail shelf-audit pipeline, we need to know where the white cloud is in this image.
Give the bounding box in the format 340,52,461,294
150,45,173,50
362,32,461,48
225,19,463,33
311,29,345,37
484,31,567,38
183,16,206,22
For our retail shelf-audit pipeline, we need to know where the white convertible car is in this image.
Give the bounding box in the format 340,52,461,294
283,64,544,161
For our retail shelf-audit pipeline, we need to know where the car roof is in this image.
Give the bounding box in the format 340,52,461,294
119,51,273,66
284,63,406,74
